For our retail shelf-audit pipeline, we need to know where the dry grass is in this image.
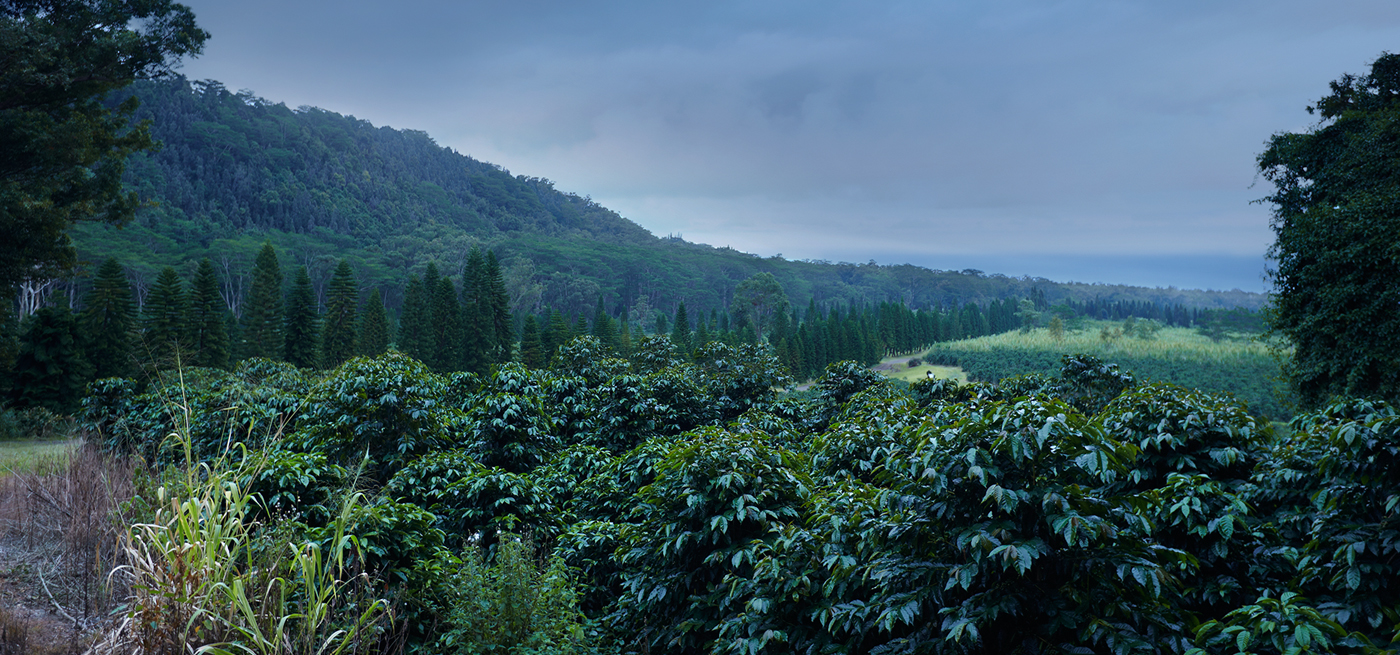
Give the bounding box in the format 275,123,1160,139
0,440,139,653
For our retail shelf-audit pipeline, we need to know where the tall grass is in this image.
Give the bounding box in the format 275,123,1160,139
89,398,394,655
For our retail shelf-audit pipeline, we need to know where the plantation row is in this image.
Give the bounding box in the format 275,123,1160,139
925,322,1292,420
78,335,1398,654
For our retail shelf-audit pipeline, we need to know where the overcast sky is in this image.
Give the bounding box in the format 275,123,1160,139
173,0,1400,291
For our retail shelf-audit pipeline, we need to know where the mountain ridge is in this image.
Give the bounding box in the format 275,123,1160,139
71,76,1266,320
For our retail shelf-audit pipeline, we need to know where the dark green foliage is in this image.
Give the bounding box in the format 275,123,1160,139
430,270,464,373
295,352,460,482
465,362,558,473
356,288,390,357
184,258,229,369
1259,53,1400,408
14,303,90,412
671,302,691,355
82,257,134,379
1059,352,1137,414
141,266,187,367
320,259,359,369
420,537,594,655
241,450,347,526
484,251,514,362
282,265,319,368
519,314,545,369
314,496,445,583
238,241,284,361
0,0,206,290
542,309,570,363
612,428,809,653
732,272,789,343
398,275,429,360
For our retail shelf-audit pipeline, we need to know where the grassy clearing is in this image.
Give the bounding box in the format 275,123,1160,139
925,320,1294,419
872,358,967,384
938,320,1281,363
0,439,76,476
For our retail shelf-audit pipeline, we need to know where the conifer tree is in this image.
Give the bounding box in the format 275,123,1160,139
283,265,320,368
15,302,90,412
357,288,391,357
320,259,359,369
185,258,230,369
239,241,284,361
82,257,134,379
693,314,711,349
574,314,589,338
484,251,513,361
399,275,429,361
543,308,569,362
459,251,489,373
519,314,545,369
592,295,617,351
142,266,187,367
672,302,691,355
431,272,464,373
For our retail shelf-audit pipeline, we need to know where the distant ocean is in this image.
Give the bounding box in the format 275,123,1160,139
878,253,1270,294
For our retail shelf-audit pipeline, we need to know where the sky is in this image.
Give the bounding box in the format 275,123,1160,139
172,0,1400,292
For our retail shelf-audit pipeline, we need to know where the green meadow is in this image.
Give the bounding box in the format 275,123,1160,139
924,320,1294,419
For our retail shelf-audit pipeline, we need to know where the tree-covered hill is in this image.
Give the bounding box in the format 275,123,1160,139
73,77,1264,321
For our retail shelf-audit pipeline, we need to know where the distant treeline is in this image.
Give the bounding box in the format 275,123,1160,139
64,76,1263,339
4,230,1271,414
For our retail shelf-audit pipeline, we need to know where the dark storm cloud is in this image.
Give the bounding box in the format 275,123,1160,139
176,0,1400,289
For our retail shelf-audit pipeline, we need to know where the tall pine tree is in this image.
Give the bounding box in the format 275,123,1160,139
185,258,229,369
431,271,464,373
672,302,691,355
283,265,320,368
460,250,491,374
320,259,359,369
399,275,429,361
519,314,545,369
82,257,134,379
15,302,89,412
357,288,390,357
142,266,187,367
239,242,284,361
484,251,513,361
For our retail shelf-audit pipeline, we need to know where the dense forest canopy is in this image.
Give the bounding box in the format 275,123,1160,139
60,77,1263,325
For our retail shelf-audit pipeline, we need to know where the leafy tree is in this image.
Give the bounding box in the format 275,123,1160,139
14,301,90,412
283,265,319,368
1259,53,1400,407
141,266,186,367
732,272,789,343
238,241,284,361
0,0,206,291
82,257,134,379
185,258,229,369
320,259,358,369
356,288,390,357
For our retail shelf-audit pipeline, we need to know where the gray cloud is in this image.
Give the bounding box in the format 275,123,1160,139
176,0,1400,289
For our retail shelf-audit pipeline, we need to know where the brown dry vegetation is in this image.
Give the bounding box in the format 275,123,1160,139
0,441,139,654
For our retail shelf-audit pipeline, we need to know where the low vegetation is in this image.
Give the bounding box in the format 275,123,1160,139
0,338,1384,654
925,318,1294,420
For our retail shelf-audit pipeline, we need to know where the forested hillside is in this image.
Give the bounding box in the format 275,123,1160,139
68,77,1262,323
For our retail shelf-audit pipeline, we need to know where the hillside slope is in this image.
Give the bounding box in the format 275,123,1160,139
72,77,1265,320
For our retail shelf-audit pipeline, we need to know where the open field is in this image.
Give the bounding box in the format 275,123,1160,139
925,320,1294,419
0,439,77,477
870,355,968,384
